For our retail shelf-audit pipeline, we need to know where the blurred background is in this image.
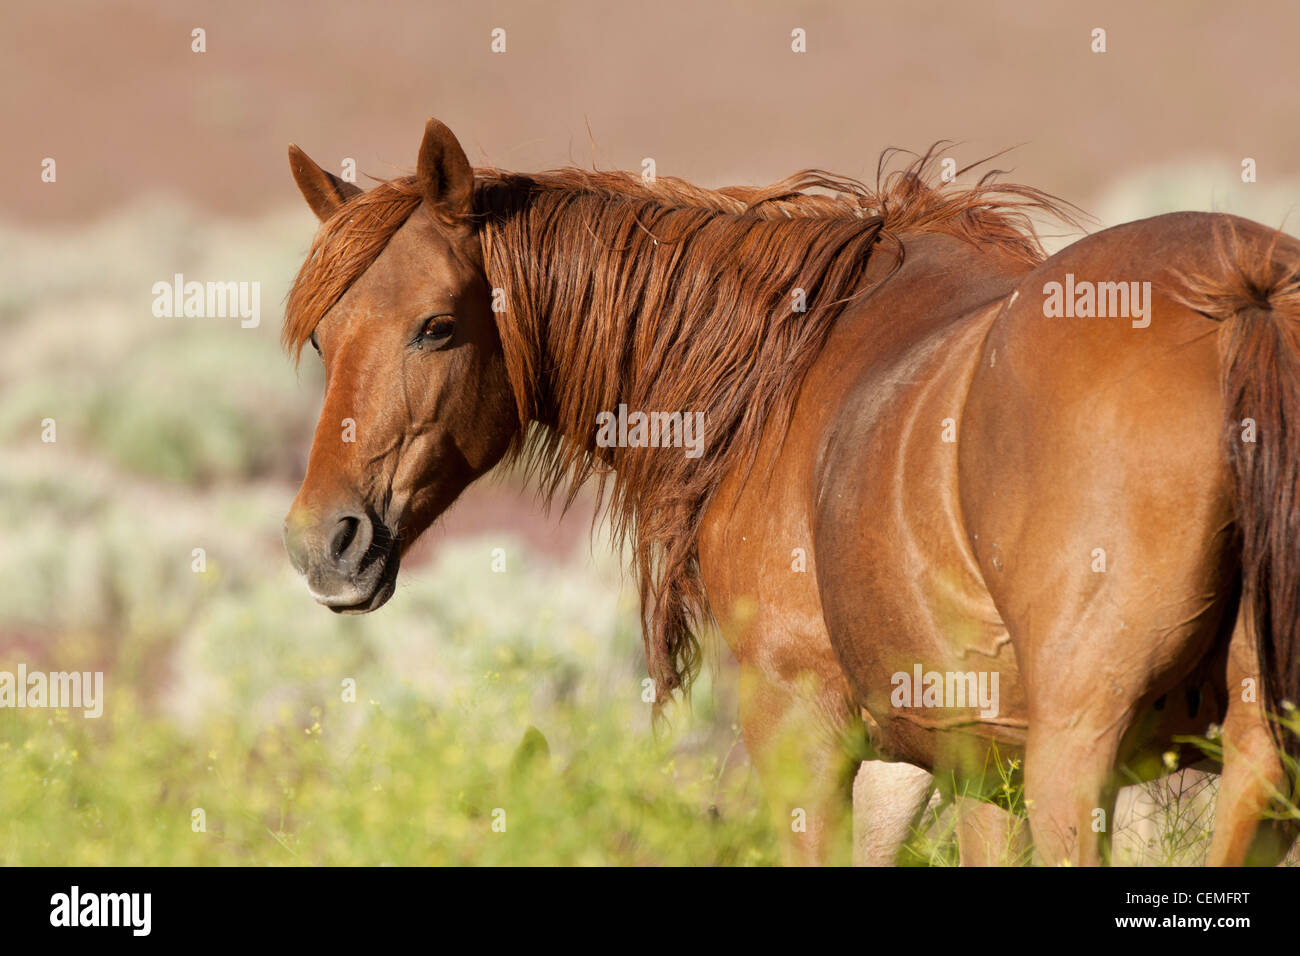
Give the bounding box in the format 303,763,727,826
2,0,1299,864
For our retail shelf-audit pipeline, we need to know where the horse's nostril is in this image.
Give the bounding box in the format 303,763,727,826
330,515,361,561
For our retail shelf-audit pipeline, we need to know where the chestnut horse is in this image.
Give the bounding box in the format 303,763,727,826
282,118,1300,865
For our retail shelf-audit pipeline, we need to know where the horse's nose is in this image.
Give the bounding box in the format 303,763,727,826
327,511,372,571
283,511,311,576
283,508,374,581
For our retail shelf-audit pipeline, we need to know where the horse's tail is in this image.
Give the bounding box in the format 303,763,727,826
1175,223,1300,768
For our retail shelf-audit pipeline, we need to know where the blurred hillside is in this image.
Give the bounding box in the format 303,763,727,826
8,0,1300,227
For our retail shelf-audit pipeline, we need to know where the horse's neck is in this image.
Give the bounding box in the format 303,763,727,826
516,202,882,455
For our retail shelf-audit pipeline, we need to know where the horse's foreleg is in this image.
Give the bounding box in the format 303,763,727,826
737,660,859,866
852,760,933,865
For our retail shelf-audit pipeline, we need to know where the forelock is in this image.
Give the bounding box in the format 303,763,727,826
282,176,425,361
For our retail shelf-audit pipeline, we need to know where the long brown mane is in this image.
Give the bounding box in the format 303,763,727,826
285,149,1075,708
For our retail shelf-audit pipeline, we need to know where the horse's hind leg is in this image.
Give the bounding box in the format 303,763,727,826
1014,580,1226,866
1210,608,1298,865
1012,577,1230,865
1212,712,1292,865
1022,710,1124,865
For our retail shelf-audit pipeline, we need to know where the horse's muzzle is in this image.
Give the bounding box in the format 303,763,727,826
282,506,399,613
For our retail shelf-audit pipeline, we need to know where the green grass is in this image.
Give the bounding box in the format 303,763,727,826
0,682,772,866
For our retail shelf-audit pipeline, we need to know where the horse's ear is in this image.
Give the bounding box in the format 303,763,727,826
288,145,362,222
416,118,475,221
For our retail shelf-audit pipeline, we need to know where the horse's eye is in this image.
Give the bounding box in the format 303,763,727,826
417,315,455,350
309,332,322,356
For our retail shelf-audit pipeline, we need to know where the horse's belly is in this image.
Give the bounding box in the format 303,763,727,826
813,299,1029,772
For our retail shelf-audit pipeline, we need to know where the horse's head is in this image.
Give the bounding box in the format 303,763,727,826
282,119,517,612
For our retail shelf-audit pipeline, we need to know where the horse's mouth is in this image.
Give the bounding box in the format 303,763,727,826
324,569,397,614
318,538,400,614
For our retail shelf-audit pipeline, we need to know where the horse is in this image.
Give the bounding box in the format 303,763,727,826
281,117,1300,865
